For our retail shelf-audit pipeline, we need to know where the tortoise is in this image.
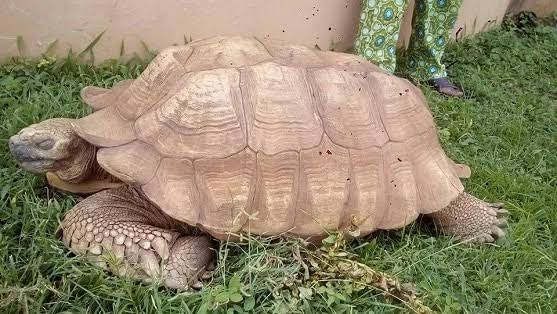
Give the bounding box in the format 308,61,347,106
9,36,507,290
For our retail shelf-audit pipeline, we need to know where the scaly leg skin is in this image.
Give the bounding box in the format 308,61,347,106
60,186,214,290
428,192,508,243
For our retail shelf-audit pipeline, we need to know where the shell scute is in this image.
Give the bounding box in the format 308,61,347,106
294,136,351,236
348,147,386,234
117,46,192,120
308,67,389,149
249,150,299,235
80,79,134,111
135,68,246,159
240,62,323,154
73,106,135,147
258,38,327,68
194,149,256,238
184,36,273,72
97,141,161,185
367,72,434,141
142,158,199,225
317,50,384,73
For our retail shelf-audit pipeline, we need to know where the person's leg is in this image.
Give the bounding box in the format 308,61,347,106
404,0,463,96
354,0,409,73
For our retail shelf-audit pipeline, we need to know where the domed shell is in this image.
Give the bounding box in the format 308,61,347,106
74,36,467,240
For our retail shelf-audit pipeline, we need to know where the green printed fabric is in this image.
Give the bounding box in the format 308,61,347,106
354,0,462,81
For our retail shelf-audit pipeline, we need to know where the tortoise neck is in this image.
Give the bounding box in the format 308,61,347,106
55,141,104,183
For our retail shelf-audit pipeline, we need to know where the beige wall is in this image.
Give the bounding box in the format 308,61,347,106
1,0,554,62
507,0,557,15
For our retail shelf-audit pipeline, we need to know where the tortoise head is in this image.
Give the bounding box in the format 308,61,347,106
9,118,87,174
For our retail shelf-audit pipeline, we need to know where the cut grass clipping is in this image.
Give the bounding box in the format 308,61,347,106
1,22,556,313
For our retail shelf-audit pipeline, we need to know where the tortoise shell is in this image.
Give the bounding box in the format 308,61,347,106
73,36,465,239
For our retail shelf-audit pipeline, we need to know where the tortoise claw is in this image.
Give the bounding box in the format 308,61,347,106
486,207,498,217
191,281,204,290
201,270,214,280
205,260,216,271
467,233,494,243
483,234,495,243
489,202,505,209
491,226,506,239
496,208,509,215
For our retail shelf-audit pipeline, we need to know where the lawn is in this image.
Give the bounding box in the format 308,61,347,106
1,22,556,313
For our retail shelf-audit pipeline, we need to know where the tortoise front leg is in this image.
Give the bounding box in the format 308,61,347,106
60,186,214,290
428,192,508,243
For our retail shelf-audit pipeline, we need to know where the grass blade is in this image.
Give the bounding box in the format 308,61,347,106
140,40,156,61
16,36,25,57
78,30,106,58
44,39,58,56
119,40,125,57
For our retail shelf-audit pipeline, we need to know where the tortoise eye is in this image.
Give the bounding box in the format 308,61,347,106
37,139,55,150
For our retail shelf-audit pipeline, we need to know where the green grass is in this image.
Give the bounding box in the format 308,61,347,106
1,24,556,313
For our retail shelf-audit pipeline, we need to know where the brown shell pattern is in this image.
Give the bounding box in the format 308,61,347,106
74,36,464,239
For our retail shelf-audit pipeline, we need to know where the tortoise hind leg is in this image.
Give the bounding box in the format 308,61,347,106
428,192,508,243
60,186,214,290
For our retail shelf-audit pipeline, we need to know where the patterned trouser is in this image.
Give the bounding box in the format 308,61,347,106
354,0,462,81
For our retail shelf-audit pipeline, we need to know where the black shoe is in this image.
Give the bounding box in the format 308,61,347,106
429,77,464,97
